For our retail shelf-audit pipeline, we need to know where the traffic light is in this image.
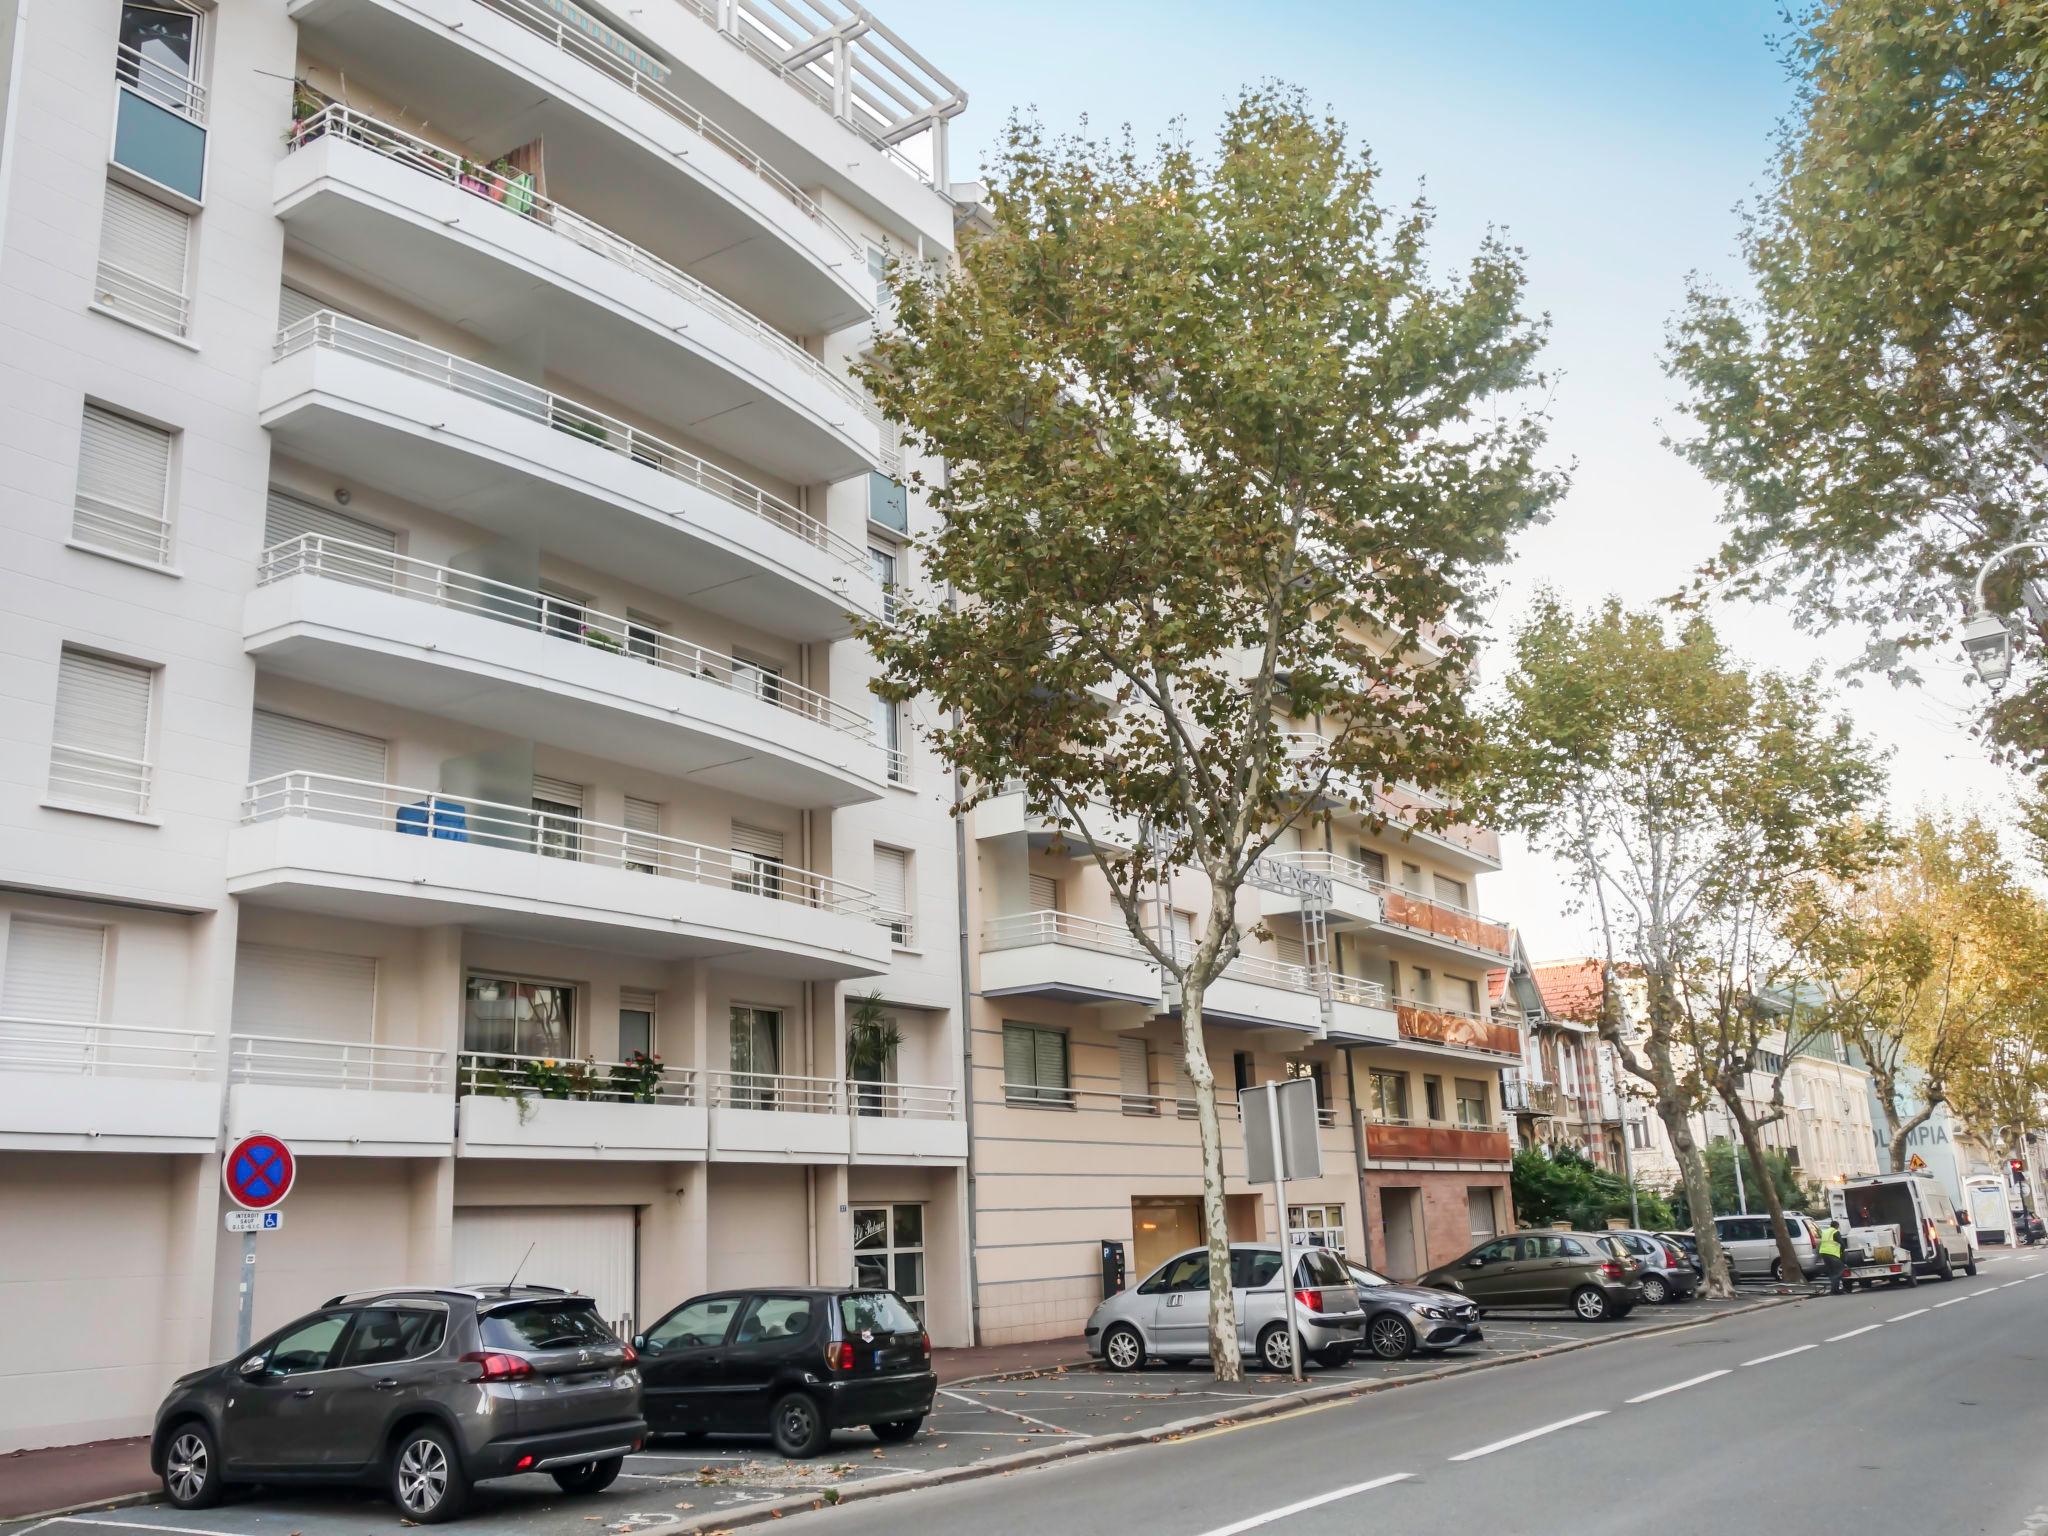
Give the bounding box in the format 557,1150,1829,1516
2011,1157,2027,1184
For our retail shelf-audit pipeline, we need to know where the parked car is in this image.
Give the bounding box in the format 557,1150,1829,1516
635,1286,934,1457
1658,1230,1705,1279
1418,1231,1643,1321
1608,1230,1697,1304
1341,1257,1483,1359
152,1285,644,1522
1088,1243,1366,1373
1711,1212,1821,1281
1830,1171,1975,1279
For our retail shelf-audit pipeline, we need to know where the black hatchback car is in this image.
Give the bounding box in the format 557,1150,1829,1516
635,1286,934,1457
151,1286,644,1522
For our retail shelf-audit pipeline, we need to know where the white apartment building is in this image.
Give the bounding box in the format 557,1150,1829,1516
0,0,974,1452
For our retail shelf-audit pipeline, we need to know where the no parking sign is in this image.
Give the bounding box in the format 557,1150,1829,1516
223,1132,296,1211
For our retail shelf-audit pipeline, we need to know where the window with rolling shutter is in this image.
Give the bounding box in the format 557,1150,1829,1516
618,988,657,1060
249,710,386,785
1002,1022,1069,1106
732,822,786,899
533,776,583,861
96,179,191,335
1171,1057,1198,1118
2,918,106,1021
231,944,377,1043
623,796,660,874
1028,873,1059,913
1274,934,1306,972
1118,1035,1154,1115
873,846,909,945
49,648,154,814
1433,874,1469,909
278,286,323,330
261,489,396,586
1168,909,1194,957
73,405,173,565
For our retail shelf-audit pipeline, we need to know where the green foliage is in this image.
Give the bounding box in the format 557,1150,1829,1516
846,990,904,1077
1667,1140,1815,1226
1511,1145,1673,1232
1667,0,2048,765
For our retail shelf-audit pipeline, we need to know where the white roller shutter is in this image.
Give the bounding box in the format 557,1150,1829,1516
278,286,322,330
623,796,660,873
454,1207,637,1336
249,710,387,784
50,649,153,812
231,943,377,1043
74,406,172,564
1118,1034,1151,1111
1275,935,1306,969
262,491,398,590
731,823,784,860
1028,873,1059,912
533,775,584,809
262,490,396,552
96,180,190,334
1,918,106,1021
872,846,907,913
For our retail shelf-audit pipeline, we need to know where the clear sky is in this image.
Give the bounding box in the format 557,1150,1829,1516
883,0,2025,957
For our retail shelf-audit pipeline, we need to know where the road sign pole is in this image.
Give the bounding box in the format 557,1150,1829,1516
1266,1087,1305,1385
236,1228,257,1353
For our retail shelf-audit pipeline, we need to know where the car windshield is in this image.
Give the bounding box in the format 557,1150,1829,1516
840,1292,920,1335
479,1300,615,1351
1346,1261,1394,1287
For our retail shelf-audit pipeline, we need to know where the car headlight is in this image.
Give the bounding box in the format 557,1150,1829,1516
1419,1305,1447,1319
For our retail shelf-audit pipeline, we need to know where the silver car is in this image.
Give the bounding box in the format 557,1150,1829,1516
1086,1244,1366,1372
1711,1212,1821,1281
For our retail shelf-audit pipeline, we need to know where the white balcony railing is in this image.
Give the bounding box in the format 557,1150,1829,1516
982,909,1150,959
91,259,190,338
848,1079,955,1119
875,909,915,947
115,41,207,122
47,743,154,817
242,771,879,916
1,1017,213,1078
470,0,863,253
230,1034,449,1093
1327,973,1392,1010
258,534,876,742
73,489,173,566
273,312,870,572
458,1048,698,1103
706,1068,841,1112
284,107,881,430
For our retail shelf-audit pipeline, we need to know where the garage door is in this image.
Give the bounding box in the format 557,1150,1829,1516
453,1207,637,1337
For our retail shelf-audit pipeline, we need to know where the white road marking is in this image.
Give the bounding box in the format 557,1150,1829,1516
2003,1278,2029,1288
30,1522,251,1536
1626,1369,1730,1404
1741,1343,1818,1367
1933,1294,1974,1308
939,1386,1087,1437
1825,1324,1884,1341
1447,1410,1608,1462
1192,1473,1414,1536
1888,1308,1929,1321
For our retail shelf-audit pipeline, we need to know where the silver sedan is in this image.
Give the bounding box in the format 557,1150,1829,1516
1085,1243,1367,1372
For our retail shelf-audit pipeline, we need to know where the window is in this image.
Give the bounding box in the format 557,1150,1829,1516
866,245,889,305
618,990,656,1061
1353,846,1387,883
1422,1074,1445,1122
734,1295,817,1343
1467,1187,1499,1241
117,2,201,113
731,823,786,899
1411,967,1435,1004
1401,861,1425,893
1628,1118,1651,1150
623,797,660,874
1142,1253,1207,1294
73,405,173,565
866,472,907,533
263,1312,348,1376
538,584,587,643
852,1203,925,1321
49,647,154,815
1450,976,1480,1016
1231,1249,1284,1288
1370,1068,1409,1123
1454,1078,1489,1127
261,489,397,585
1233,1051,1254,1094
1432,873,1469,909
1003,1022,1070,1106
2,918,106,1022
463,975,572,1058
871,695,906,783
1469,1238,1516,1266
648,1296,737,1350
1169,909,1195,956
531,776,583,860
248,710,387,786
479,1300,612,1351
731,655,784,707
339,1307,445,1366
1289,1203,1345,1253
1285,1058,1329,1119
1029,872,1061,912
841,1290,921,1336
95,180,191,335
869,544,899,620
1118,1035,1154,1115
729,1005,781,1107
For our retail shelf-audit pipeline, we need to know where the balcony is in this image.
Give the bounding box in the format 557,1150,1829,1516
975,784,1148,857
0,1018,218,1152
260,314,880,641
1394,1001,1524,1060
230,774,889,978
979,911,1161,1008
1166,951,1324,1034
1258,850,1384,928
288,0,873,332
1281,736,1502,872
1501,1070,1562,1118
1364,1121,1514,1164
248,536,885,808
456,1050,707,1159
1326,973,1400,1043
705,1070,849,1161
1369,884,1511,961
111,42,206,203
848,1081,967,1162
227,1035,452,1156
277,111,887,486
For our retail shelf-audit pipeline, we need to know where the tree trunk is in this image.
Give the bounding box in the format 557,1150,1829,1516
1658,1098,1732,1297
1178,981,1241,1382
1723,1092,1806,1286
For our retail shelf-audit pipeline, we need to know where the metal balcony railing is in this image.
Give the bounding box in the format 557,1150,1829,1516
1265,851,1510,955
458,1049,698,1104
47,743,154,817
1326,973,1393,1010
114,41,207,121
469,0,864,254
91,259,190,338
242,771,878,917
72,488,173,566
848,1079,954,1119
284,107,881,431
706,1068,841,1112
875,908,914,946
981,908,1150,958
0,1017,213,1078
231,1034,448,1093
272,312,870,572
257,534,876,742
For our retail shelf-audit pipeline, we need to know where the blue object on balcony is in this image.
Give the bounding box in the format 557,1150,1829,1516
113,88,206,202
397,799,468,840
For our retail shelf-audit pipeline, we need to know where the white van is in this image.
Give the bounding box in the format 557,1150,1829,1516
1964,1174,2012,1245
1830,1172,1976,1279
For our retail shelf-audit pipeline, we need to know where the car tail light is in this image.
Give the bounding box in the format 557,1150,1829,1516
918,1331,931,1360
1294,1287,1323,1314
461,1351,533,1382
514,1454,535,1472
620,1342,637,1365
1662,1244,1684,1266
1598,1261,1625,1280
827,1340,855,1373
1925,1217,1938,1252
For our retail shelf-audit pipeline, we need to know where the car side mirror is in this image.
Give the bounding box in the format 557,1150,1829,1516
237,1355,265,1378
632,1334,647,1350
1467,1256,1485,1268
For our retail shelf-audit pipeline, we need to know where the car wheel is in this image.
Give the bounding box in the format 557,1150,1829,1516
1937,1251,1956,1282
551,1456,624,1495
1314,1344,1356,1369
1101,1323,1146,1372
1640,1274,1670,1305
771,1392,828,1459
1769,1258,1785,1283
873,1417,923,1444
1367,1314,1415,1361
390,1425,469,1524
1570,1286,1610,1322
1257,1323,1294,1373
1966,1258,1980,1276
162,1421,222,1510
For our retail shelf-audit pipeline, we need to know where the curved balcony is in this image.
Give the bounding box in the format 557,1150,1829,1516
229,773,889,979
1281,735,1502,872
259,314,878,641
278,111,888,485
247,536,886,808
1393,1001,1524,1061
286,0,872,333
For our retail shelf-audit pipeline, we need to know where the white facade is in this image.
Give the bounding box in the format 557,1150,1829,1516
0,0,970,1452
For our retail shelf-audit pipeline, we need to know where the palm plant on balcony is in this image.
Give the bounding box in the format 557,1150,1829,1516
846,991,902,1116
856,87,1561,1379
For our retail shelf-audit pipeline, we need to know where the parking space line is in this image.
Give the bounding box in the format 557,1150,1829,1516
1447,1410,1607,1462
1625,1369,1729,1404
939,1387,1088,1437
1888,1308,1929,1321
1191,1472,1414,1536
29,1522,251,1536
1825,1324,1883,1342
1740,1343,1817,1367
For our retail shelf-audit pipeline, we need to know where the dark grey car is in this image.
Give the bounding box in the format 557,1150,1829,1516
1343,1258,1484,1359
150,1286,645,1522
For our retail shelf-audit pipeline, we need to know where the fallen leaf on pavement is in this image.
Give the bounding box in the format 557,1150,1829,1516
674,1503,694,1510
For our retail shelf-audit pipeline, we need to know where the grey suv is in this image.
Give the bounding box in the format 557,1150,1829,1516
151,1286,645,1522
1086,1244,1366,1372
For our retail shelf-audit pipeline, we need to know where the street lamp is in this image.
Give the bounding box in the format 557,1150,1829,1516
1962,539,2048,690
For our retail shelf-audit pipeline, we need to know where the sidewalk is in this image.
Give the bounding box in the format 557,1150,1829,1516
0,1337,1095,1523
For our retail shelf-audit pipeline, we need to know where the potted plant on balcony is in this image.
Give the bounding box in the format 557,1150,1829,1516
846,991,902,1117
551,408,609,447
285,85,325,145
610,1051,666,1104
458,157,491,197
581,624,624,653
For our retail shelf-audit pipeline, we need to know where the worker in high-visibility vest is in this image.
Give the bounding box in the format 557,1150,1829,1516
1817,1221,1846,1295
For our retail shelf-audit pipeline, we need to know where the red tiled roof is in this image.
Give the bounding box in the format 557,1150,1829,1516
1530,959,1605,1025
1486,968,1508,1005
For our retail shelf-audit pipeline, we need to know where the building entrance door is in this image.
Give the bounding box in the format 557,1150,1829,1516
1131,1197,1202,1276
1381,1186,1424,1279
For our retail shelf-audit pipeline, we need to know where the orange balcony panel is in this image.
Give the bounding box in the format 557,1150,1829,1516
1395,1002,1521,1058
1366,1123,1512,1161
1378,889,1511,957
